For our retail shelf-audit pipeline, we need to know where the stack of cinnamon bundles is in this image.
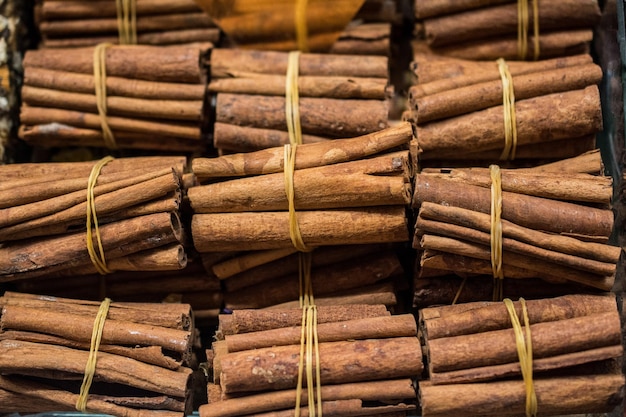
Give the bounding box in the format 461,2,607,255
406,53,603,165
19,43,210,151
0,291,198,416
34,0,220,48
0,156,189,285
201,304,421,417
413,0,601,60
188,124,413,308
207,48,391,153
412,152,622,304
417,294,625,416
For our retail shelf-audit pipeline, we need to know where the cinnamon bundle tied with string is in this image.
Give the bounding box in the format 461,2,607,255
411,154,621,301
413,0,600,60
0,156,188,283
19,43,210,151
0,291,197,417
199,305,421,417
207,48,391,154
405,53,603,165
35,0,220,48
417,293,624,417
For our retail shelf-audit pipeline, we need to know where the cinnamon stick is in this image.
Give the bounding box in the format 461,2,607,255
215,93,389,138
192,207,408,251
224,314,416,352
219,337,423,394
41,28,220,48
41,0,203,19
212,123,328,153
200,379,415,417
419,374,624,416
218,304,390,336
196,122,412,178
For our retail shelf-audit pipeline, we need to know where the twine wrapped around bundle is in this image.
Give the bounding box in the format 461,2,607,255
0,156,188,283
200,305,421,417
417,294,624,417
35,0,220,48
0,291,197,417
413,0,601,60
19,43,210,151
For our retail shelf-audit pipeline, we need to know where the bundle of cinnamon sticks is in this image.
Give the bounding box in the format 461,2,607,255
201,304,421,417
0,291,198,416
417,294,624,416
412,152,622,301
406,53,603,164
413,0,601,60
19,43,210,151
34,0,220,48
207,48,391,153
0,156,189,284
188,124,413,308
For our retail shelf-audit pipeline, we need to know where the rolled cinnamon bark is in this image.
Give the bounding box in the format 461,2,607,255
218,304,390,336
421,293,617,339
223,250,403,308
411,63,602,123
197,122,412,178
411,53,593,94
428,29,593,60
23,44,208,83
413,175,614,240
0,305,191,353
0,375,182,417
41,0,203,19
40,12,214,37
415,86,602,157
329,23,391,56
0,330,182,370
0,291,193,330
419,374,624,417
200,379,415,417
41,28,221,48
0,340,191,397
210,48,388,78
419,234,614,290
423,1,600,47
417,168,612,204
189,153,411,213
19,123,203,151
24,67,205,100
415,0,511,19
219,337,423,394
222,244,386,292
523,149,604,174
224,314,416,352
213,123,328,153
192,206,408,251
209,74,388,99
0,211,182,281
22,86,203,121
215,93,389,138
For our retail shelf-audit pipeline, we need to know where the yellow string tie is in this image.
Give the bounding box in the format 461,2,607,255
93,43,118,149
295,0,309,52
496,58,517,161
116,0,137,45
490,165,504,301
76,297,112,412
503,298,537,417
286,51,303,147
87,156,115,275
518,0,540,60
